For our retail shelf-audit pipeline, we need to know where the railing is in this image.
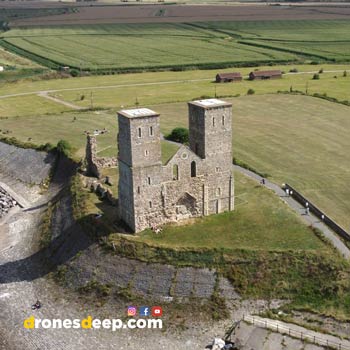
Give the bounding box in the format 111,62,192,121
283,183,350,242
243,315,350,350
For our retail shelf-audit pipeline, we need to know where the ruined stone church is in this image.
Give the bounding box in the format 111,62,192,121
117,99,234,232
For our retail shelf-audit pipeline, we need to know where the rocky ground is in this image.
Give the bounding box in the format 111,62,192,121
0,187,17,218
0,141,348,350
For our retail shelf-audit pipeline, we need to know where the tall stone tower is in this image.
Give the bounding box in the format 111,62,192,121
117,108,162,232
188,99,234,214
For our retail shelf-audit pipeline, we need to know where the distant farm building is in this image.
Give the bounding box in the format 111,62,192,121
249,70,282,80
216,72,242,83
0,66,4,72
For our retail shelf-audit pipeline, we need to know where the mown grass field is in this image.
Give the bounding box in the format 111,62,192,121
196,20,350,61
2,20,350,71
0,23,297,70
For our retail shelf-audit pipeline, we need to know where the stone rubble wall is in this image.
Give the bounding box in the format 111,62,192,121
85,135,117,178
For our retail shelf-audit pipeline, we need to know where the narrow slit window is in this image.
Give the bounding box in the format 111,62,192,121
212,117,215,127
147,177,151,185
173,164,179,180
138,127,142,138
222,115,225,125
137,186,140,194
191,161,196,177
149,201,152,208
149,126,153,136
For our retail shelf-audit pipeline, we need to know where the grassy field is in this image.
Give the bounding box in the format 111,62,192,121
196,20,350,61
0,94,71,118
2,20,350,72
1,92,349,230
0,23,298,70
153,94,350,230
133,171,328,251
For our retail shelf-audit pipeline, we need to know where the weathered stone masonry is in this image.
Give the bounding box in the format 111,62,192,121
117,99,234,232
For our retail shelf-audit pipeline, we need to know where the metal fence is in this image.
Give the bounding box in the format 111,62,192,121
243,315,350,350
283,183,350,242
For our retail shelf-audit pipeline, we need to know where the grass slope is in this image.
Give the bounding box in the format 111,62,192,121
135,171,327,251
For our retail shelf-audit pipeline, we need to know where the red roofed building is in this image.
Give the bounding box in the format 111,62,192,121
216,72,242,83
249,70,282,80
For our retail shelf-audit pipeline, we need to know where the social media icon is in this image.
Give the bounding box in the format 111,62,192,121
151,306,163,317
139,306,150,317
127,306,137,316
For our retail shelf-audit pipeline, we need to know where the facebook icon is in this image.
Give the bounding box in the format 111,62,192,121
139,306,150,317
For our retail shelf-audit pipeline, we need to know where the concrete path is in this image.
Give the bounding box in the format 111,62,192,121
234,165,350,259
244,315,350,350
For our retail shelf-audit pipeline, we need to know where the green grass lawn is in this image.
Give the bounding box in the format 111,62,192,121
0,94,71,118
133,171,328,251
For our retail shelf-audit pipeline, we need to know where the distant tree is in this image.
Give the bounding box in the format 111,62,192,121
70,69,79,77
319,68,324,74
344,70,348,77
247,88,255,95
312,74,320,80
166,127,189,144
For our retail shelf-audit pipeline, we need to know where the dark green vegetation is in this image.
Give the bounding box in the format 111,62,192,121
1,20,350,72
165,127,189,144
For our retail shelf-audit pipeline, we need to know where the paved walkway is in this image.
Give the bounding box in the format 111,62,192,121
244,315,350,350
234,165,350,259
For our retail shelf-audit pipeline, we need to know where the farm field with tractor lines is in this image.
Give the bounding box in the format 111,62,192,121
1,20,350,72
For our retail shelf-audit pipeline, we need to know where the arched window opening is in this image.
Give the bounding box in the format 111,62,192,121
216,187,221,196
191,161,197,177
173,164,179,180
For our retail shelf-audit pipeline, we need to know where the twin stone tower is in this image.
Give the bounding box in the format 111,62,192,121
117,99,234,232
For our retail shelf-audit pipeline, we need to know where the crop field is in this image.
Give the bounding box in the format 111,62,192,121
7,4,350,27
0,23,298,70
2,19,350,71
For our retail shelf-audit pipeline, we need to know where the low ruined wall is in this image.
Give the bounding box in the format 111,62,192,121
85,135,117,178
